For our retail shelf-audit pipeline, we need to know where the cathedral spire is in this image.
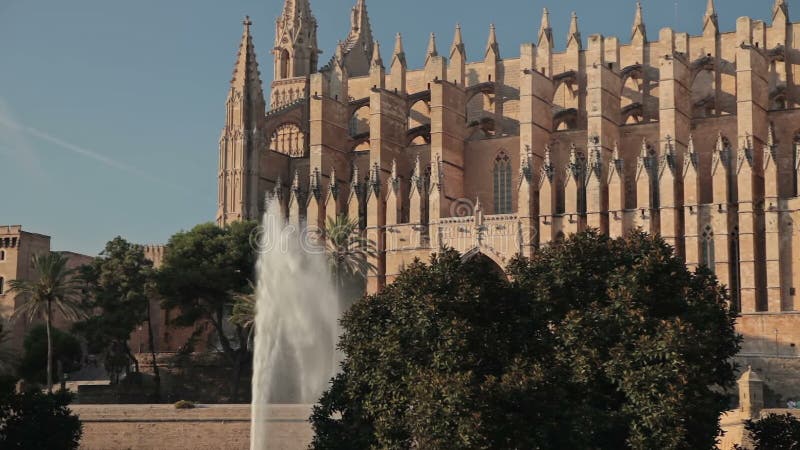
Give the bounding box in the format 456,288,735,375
567,12,581,50
274,0,319,80
631,2,646,42
773,0,789,25
218,16,267,226
486,24,500,60
231,16,265,101
703,0,719,34
340,0,374,77
451,24,465,57
425,33,438,65
371,40,383,68
392,33,406,66
538,8,554,49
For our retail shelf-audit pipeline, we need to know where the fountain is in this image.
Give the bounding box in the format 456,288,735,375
250,199,341,450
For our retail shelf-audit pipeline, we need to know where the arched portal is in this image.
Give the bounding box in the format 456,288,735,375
461,247,507,279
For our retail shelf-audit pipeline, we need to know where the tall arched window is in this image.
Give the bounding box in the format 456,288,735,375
700,225,715,271
0,277,5,295
279,49,290,79
493,151,512,214
0,250,5,261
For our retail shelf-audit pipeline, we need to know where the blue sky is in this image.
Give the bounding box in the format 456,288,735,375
0,0,783,255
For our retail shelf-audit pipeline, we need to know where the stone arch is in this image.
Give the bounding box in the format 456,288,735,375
620,64,643,89
691,64,716,118
407,124,431,146
553,108,578,131
408,96,431,131
461,247,507,279
269,122,306,157
621,103,644,125
349,103,371,138
621,64,645,124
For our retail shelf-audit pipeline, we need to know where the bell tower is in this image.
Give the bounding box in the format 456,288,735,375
272,0,320,107
217,17,267,226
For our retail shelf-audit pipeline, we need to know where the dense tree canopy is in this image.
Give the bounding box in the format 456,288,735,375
73,237,156,385
736,413,800,450
157,221,257,401
0,388,82,449
19,325,82,386
311,231,740,450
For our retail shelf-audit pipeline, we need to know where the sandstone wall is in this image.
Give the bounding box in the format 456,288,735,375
73,404,312,450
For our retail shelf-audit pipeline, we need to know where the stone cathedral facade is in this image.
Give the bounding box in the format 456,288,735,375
218,0,800,388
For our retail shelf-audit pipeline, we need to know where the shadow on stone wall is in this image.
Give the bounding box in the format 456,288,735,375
77,352,253,404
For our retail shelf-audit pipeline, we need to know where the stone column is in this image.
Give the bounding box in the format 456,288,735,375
735,20,769,312
366,88,408,292
657,50,690,257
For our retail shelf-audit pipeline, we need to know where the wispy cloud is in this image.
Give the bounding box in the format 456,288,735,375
0,104,188,192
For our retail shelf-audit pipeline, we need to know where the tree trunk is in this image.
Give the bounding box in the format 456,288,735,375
45,299,53,393
145,299,161,401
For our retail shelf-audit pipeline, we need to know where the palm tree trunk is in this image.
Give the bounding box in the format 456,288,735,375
45,299,53,393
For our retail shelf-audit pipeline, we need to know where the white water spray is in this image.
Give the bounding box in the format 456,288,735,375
250,199,341,450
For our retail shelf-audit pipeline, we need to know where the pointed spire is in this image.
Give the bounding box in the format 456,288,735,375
329,167,339,197
540,145,555,183
425,33,438,65
767,122,777,158
641,138,650,159
371,40,383,68
631,2,646,42
231,16,264,96
486,24,500,60
351,164,361,188
392,32,406,67
704,0,719,34
369,163,381,194
275,0,319,78
567,12,582,50
774,0,789,24
538,8,554,49
451,24,465,57
273,175,284,199
310,167,321,198
291,170,301,197
411,154,423,191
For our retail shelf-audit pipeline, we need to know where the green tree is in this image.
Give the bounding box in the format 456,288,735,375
311,231,740,450
73,237,160,395
230,281,256,340
735,413,800,450
0,388,82,450
18,325,82,386
157,221,257,401
9,252,85,392
0,323,15,376
325,215,376,298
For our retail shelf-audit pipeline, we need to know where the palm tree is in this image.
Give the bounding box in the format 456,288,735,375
230,281,256,340
324,215,377,294
9,252,85,392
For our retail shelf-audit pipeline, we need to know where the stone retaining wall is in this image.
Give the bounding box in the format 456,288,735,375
72,404,312,450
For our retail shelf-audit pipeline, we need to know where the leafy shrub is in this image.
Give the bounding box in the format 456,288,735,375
0,390,82,449
736,413,800,450
19,325,82,384
174,400,196,409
